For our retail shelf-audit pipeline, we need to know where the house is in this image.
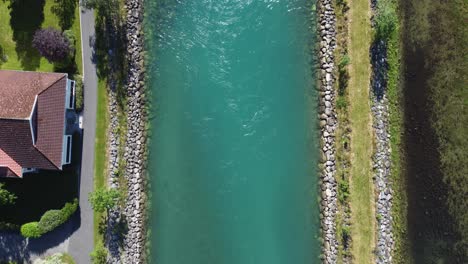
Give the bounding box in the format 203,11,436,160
0,70,75,178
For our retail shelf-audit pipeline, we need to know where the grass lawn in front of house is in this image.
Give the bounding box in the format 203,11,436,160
0,0,82,74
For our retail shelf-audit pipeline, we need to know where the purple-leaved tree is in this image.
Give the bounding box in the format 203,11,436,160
32,27,71,62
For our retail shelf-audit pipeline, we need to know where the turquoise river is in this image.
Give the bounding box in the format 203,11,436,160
146,1,320,263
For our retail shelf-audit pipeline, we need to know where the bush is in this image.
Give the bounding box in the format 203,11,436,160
61,198,79,220
338,181,350,203
32,27,72,63
0,221,19,231
90,243,108,264
20,222,42,238
89,188,122,214
20,199,78,238
73,75,84,111
38,210,64,233
0,183,16,206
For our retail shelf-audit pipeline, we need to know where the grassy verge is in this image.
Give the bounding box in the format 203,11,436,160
0,0,81,74
347,0,375,262
93,78,109,244
90,0,128,249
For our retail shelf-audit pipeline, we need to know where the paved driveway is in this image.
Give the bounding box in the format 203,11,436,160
67,6,98,264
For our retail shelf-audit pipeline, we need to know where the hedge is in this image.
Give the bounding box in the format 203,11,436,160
20,222,42,238
20,199,78,238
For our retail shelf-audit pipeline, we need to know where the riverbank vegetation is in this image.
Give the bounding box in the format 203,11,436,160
346,0,375,262
371,0,408,262
332,0,352,262
397,0,468,262
406,0,468,260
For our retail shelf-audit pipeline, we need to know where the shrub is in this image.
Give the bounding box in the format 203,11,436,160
73,75,84,111
0,221,19,231
0,183,16,206
90,243,108,264
342,225,351,245
63,30,76,56
32,27,72,63
336,96,348,110
38,210,64,233
20,199,78,238
20,222,42,238
338,181,350,203
61,198,79,220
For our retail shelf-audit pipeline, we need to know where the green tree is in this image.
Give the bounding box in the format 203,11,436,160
0,183,16,206
88,188,121,214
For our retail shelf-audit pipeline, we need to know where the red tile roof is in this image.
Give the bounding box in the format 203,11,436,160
0,70,68,176
35,76,67,168
0,119,58,174
0,148,22,177
0,70,66,119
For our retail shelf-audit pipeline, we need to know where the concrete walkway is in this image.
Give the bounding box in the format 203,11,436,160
68,6,98,264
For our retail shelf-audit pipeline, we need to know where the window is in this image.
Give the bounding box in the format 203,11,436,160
66,136,72,164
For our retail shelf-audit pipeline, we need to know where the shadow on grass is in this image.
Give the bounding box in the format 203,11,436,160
51,0,77,30
7,0,45,71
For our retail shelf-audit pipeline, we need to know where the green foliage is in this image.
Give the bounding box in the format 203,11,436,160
374,0,398,41
338,180,350,203
89,188,122,213
339,54,350,69
51,0,77,30
90,243,108,264
20,222,42,238
38,210,63,233
336,95,348,110
63,30,76,54
0,183,16,206
342,225,351,244
20,199,78,238
34,253,76,264
61,198,79,220
0,221,19,231
73,75,84,111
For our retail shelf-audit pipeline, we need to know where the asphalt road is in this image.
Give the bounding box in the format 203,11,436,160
68,7,98,264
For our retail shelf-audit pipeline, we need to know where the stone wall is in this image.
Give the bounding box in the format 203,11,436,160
371,40,394,263
122,0,147,263
370,1,394,262
318,0,339,263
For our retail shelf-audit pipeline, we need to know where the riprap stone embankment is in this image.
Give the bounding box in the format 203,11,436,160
318,0,339,263
122,0,147,263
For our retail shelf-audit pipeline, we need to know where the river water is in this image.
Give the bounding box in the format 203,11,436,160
145,1,319,263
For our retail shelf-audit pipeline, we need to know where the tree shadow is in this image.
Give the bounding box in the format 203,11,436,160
51,0,77,30
7,0,46,71
0,45,6,66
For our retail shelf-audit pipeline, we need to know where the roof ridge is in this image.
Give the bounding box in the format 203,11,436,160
37,74,68,96
33,144,61,170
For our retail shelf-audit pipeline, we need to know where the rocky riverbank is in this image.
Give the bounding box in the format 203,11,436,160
317,0,339,263
121,0,147,263
106,92,123,263
370,27,394,264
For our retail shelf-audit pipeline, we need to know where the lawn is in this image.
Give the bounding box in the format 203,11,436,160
0,0,82,74
347,0,375,262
